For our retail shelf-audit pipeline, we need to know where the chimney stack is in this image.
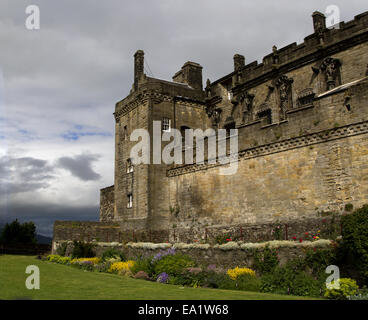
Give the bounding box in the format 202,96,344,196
172,61,203,91
134,50,144,89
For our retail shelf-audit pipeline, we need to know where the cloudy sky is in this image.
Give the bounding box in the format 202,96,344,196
0,0,367,237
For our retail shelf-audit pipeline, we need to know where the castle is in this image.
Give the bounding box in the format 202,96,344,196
53,11,368,245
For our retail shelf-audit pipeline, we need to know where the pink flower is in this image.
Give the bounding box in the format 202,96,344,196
292,236,297,240
299,238,303,243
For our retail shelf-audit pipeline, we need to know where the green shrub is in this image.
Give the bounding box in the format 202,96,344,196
344,203,354,212
71,241,96,259
58,257,71,264
201,271,228,289
253,245,279,275
304,248,337,277
101,248,125,262
219,274,261,292
169,268,207,287
340,204,368,285
47,254,61,263
130,257,155,277
291,272,322,297
56,242,68,256
153,254,195,277
169,268,261,292
260,265,323,297
324,278,359,299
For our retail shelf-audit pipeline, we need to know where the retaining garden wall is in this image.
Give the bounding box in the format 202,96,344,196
52,239,334,269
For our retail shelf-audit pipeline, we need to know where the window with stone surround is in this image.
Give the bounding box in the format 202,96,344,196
162,117,171,132
123,125,128,140
127,193,133,208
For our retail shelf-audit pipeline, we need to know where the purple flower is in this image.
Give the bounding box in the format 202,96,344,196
152,248,176,263
156,272,169,283
82,261,93,265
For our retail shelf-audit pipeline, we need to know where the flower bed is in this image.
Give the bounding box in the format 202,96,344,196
45,246,364,299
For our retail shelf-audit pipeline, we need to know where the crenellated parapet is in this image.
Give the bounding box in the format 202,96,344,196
211,11,368,92
208,11,368,131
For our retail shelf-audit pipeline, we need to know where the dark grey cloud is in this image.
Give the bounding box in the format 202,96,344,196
57,153,101,181
0,153,102,196
0,156,54,194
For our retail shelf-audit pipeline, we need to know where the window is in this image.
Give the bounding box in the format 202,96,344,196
162,117,171,132
297,88,315,108
123,125,128,140
257,109,272,125
127,193,133,208
126,158,134,173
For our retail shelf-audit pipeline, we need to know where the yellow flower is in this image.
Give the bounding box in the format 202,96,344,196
227,267,255,280
108,260,136,274
71,257,101,265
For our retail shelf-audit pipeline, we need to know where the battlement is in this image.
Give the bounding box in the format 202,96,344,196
211,11,368,89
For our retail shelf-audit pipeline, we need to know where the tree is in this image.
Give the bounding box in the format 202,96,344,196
0,219,37,244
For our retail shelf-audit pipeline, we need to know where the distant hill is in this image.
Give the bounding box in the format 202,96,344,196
0,222,52,244
36,234,52,244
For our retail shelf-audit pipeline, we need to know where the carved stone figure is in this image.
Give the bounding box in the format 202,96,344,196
320,57,341,90
276,75,294,120
239,91,255,124
279,82,288,116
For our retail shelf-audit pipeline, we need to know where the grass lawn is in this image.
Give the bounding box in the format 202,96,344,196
0,255,319,300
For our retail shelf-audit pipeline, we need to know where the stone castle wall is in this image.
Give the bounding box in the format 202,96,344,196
167,80,368,242
161,11,368,240
53,10,368,245
53,221,121,243
100,185,114,222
